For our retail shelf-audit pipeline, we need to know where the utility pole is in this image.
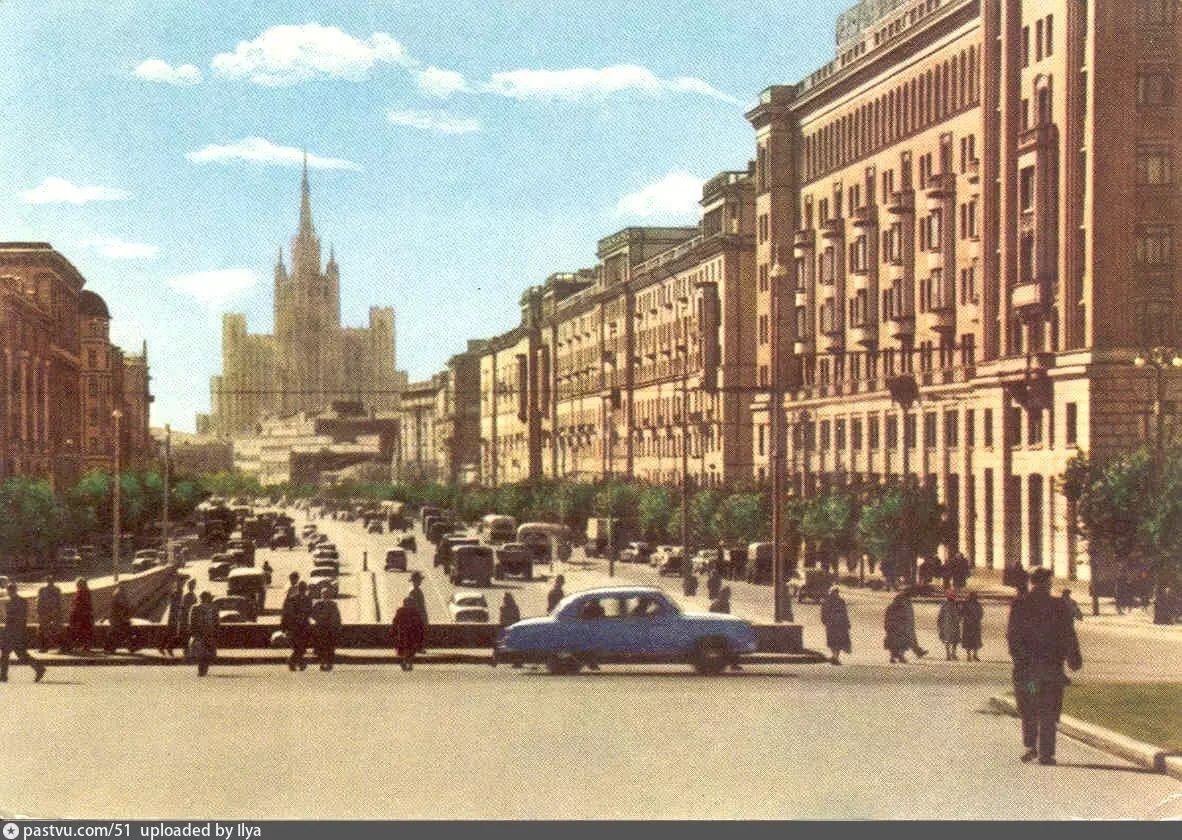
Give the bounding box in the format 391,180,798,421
681,367,692,594
769,255,793,623
112,408,123,582
162,424,172,565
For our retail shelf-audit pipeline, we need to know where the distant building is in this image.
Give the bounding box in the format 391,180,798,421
154,428,233,476
207,159,405,436
232,401,398,486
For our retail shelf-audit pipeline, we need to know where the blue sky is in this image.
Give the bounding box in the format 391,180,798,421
1,0,853,431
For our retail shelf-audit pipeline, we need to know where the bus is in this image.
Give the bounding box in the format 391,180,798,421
516,522,573,563
478,514,518,545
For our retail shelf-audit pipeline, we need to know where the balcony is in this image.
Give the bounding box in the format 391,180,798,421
966,159,980,184
888,312,914,340
820,217,845,240
795,289,809,307
886,190,914,215
848,323,877,348
852,204,878,228
1018,122,1058,154
925,172,956,200
794,228,816,249
919,307,956,334
849,270,871,292
793,338,811,355
1011,281,1051,323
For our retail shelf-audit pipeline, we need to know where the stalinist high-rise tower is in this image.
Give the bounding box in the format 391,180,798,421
206,158,403,436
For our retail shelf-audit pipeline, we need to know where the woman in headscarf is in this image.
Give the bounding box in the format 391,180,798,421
820,587,852,665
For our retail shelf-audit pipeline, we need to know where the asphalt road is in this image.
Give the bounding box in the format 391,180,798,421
2,662,1179,820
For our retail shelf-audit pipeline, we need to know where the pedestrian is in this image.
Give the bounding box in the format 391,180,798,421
881,555,897,591
284,570,301,602
160,579,185,656
1004,561,1029,593
883,591,928,663
940,557,954,590
1007,567,1083,766
950,551,971,590
177,578,197,656
709,585,731,614
65,577,94,653
706,567,724,601
392,595,426,671
547,574,566,613
499,593,521,627
918,556,939,587
281,580,313,672
961,591,984,661
937,591,963,660
1061,588,1083,623
105,585,135,654
2,583,47,683
309,589,342,672
188,590,219,677
261,560,273,587
36,576,63,654
407,570,429,632
820,586,851,665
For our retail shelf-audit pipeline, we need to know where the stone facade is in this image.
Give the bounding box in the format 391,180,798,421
745,0,1181,580
207,162,403,437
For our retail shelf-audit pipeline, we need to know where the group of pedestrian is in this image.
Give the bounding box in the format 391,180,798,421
936,591,985,661
35,576,98,655
279,571,342,672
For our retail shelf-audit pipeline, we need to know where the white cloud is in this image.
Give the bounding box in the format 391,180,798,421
18,177,131,205
134,58,202,85
483,64,741,104
415,66,469,98
386,109,481,135
211,23,413,86
185,137,361,171
168,268,258,308
615,171,704,219
79,237,160,260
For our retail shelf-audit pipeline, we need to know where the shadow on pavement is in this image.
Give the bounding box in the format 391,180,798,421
1054,761,1160,775
518,669,803,680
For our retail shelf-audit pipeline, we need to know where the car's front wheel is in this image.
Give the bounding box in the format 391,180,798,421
546,651,581,675
693,638,731,676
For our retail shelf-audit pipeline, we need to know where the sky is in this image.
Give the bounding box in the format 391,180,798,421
0,0,854,432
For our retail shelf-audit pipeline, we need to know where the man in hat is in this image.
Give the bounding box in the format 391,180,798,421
1007,567,1082,765
407,571,428,630
3,582,47,682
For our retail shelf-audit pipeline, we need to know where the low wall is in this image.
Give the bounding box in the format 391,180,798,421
0,564,178,624
54,621,806,653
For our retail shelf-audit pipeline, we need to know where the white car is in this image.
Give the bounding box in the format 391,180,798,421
447,591,490,623
691,549,720,575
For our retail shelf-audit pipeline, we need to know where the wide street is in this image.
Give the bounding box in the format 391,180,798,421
0,511,1178,820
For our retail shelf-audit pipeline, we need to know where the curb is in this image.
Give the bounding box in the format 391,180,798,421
988,694,1181,781
28,651,829,668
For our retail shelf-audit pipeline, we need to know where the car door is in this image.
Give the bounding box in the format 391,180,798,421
637,594,690,657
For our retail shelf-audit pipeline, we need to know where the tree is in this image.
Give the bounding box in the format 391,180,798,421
798,489,856,571
669,488,721,550
713,492,767,547
636,486,674,543
858,484,947,582
593,481,640,538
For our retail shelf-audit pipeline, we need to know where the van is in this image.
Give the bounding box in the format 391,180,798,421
450,545,495,587
516,522,572,562
226,568,266,615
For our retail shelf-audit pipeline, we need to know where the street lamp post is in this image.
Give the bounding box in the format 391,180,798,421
112,408,123,582
162,424,172,566
1133,346,1182,624
886,373,919,582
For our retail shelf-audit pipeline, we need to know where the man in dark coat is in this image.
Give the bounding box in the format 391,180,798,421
392,596,426,671
820,587,852,665
188,590,219,677
160,579,186,657
2,583,47,683
105,585,135,654
66,578,94,653
310,590,342,672
949,551,971,590
1007,567,1083,765
547,575,566,613
36,576,63,653
281,581,313,672
884,591,928,663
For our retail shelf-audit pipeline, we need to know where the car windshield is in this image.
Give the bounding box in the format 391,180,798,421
455,596,487,607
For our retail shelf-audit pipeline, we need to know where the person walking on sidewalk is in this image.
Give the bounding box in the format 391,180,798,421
282,580,313,672
960,591,984,661
1061,588,1084,622
105,585,135,654
706,567,724,601
1007,567,1083,766
65,577,94,653
499,593,521,628
2,583,46,683
36,576,62,654
392,596,426,671
884,591,928,663
820,587,852,665
547,575,566,613
937,591,963,660
709,585,732,614
310,589,342,672
160,579,185,657
188,591,219,677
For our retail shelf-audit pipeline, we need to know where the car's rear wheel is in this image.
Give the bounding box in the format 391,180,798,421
546,651,581,675
693,638,730,676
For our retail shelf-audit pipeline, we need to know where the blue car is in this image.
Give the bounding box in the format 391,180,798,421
495,586,758,675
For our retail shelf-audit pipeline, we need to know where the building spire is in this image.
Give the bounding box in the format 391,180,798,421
298,151,314,239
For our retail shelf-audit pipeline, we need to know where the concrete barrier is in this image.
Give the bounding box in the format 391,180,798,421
0,563,177,624
64,620,808,653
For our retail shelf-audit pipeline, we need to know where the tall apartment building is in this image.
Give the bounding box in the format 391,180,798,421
749,0,1180,579
207,161,403,436
478,176,760,487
